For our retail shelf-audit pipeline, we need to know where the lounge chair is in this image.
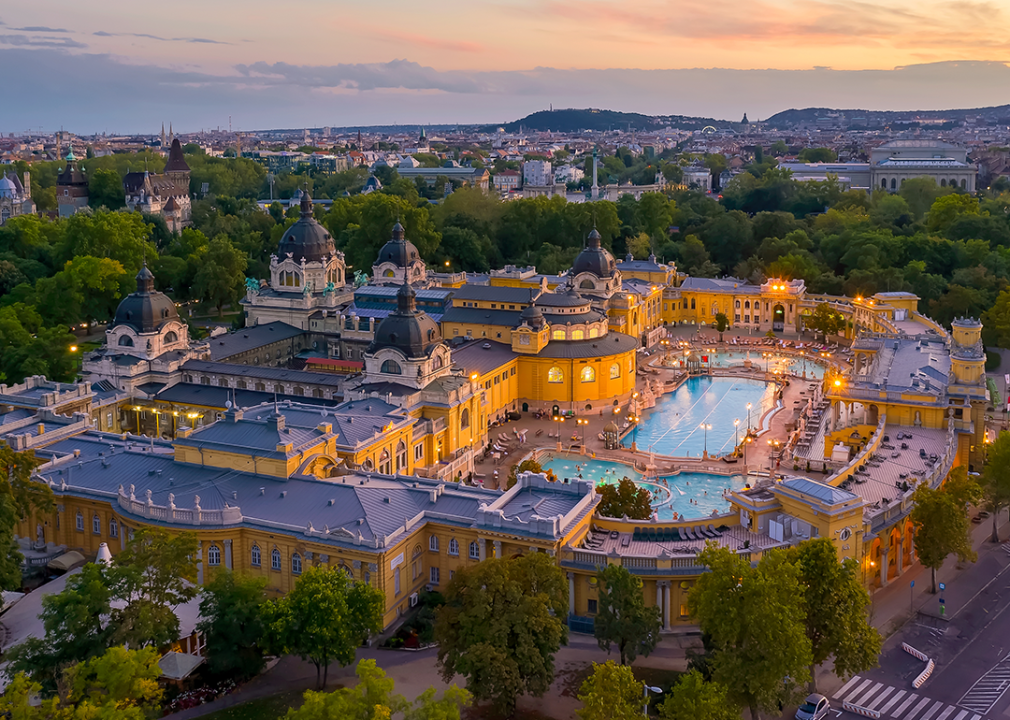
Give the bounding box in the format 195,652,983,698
683,527,695,541
707,524,720,537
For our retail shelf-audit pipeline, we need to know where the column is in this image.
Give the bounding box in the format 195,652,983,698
493,540,502,559
568,573,576,616
353,559,362,580
896,538,904,576
880,548,889,587
224,539,232,570
663,582,672,631
478,538,487,561
196,542,204,585
120,526,126,551
656,581,663,613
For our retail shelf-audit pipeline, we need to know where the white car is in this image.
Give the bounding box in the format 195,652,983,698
796,694,830,720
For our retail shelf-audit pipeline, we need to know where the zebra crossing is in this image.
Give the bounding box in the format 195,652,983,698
957,651,1010,714
833,675,987,720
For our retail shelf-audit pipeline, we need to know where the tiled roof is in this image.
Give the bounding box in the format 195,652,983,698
208,323,305,361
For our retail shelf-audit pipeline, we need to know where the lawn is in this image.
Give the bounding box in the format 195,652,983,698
197,688,307,720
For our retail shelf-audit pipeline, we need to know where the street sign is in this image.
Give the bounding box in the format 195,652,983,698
939,582,946,590
910,580,915,588
939,598,945,604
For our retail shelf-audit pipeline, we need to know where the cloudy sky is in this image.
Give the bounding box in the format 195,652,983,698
3,0,1010,134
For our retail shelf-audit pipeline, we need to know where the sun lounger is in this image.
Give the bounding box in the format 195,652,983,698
707,524,720,536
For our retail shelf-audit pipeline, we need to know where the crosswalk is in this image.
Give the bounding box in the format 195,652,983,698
958,652,1010,714
834,676,986,720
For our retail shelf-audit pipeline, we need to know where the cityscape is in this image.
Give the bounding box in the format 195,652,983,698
3,3,1010,720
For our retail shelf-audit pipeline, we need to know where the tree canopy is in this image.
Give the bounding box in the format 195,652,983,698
594,563,662,665
596,477,653,520
910,467,981,593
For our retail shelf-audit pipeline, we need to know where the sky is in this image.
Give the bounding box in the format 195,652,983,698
3,0,1010,134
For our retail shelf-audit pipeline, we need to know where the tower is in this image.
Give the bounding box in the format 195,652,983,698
591,147,599,200
948,317,988,470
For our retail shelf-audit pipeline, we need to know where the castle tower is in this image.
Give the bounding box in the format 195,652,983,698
950,317,985,386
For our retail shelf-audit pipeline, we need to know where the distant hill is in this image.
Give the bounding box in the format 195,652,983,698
764,104,1010,128
495,108,726,133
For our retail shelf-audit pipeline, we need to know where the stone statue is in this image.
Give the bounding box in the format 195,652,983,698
244,277,260,294
354,270,369,287
302,283,311,296
323,281,336,296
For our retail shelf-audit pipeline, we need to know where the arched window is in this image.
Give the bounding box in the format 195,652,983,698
76,511,84,531
588,327,599,338
251,545,261,567
961,178,967,189
581,366,596,383
429,535,439,552
571,329,585,340
940,178,946,187
432,355,443,370
580,279,595,289
461,408,470,429
891,178,897,190
610,363,620,379
292,553,302,574
118,335,134,347
109,518,118,538
92,514,101,534
449,538,459,556
381,359,402,375
207,544,221,566
469,541,480,559
164,331,178,343
744,300,750,309
552,329,566,340
881,178,887,189
547,366,564,383
271,548,281,570
735,300,741,309
690,298,696,310
363,458,374,471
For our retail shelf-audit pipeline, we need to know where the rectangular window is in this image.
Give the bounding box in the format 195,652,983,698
414,443,424,460
106,412,113,428
430,567,440,585
511,367,516,376
587,599,598,614
680,604,690,618
450,570,455,580
394,567,401,596
735,314,741,322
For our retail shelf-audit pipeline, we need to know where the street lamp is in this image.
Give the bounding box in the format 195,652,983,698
577,417,589,447
554,415,565,452
701,422,712,458
746,402,753,434
644,685,663,716
734,418,740,454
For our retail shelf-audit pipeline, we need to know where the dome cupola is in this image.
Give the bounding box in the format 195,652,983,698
368,281,442,358
112,263,180,333
376,222,421,267
573,226,617,278
277,190,336,263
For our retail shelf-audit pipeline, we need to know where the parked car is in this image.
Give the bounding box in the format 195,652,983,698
796,694,830,720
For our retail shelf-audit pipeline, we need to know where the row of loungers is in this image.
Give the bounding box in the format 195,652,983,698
631,524,723,543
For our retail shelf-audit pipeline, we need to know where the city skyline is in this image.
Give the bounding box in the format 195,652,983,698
3,0,1010,132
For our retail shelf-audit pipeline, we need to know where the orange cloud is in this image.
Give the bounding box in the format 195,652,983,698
366,28,483,54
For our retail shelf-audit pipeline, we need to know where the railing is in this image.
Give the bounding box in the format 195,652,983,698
572,550,606,565
117,485,243,526
622,556,657,569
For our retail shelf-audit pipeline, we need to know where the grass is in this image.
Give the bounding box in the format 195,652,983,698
197,688,307,720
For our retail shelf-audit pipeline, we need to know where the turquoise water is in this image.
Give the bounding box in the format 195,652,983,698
672,350,826,379
538,455,747,519
633,376,777,457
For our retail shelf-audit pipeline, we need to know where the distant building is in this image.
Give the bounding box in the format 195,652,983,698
57,148,89,217
0,170,33,225
683,167,712,192
523,160,552,187
395,164,489,191
492,169,520,193
870,140,976,193
124,138,191,231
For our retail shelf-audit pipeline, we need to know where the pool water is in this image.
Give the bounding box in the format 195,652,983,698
538,456,748,520
632,376,777,457
672,350,826,379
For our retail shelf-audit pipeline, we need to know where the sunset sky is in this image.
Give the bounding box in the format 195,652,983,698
3,0,1010,133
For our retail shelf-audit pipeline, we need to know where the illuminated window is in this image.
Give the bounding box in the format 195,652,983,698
572,329,585,340
547,366,564,383
610,363,620,379
588,327,598,338
581,366,596,383
552,329,566,340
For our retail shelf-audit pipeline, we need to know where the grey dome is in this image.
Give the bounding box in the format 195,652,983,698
520,303,545,328
368,281,441,358
277,191,335,263
376,223,421,267
573,227,616,278
113,264,179,333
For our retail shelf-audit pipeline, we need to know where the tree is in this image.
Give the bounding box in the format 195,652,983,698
980,431,1010,543
107,527,199,649
576,661,644,720
87,168,125,210
284,659,471,720
594,564,661,665
435,551,568,717
926,194,981,233
804,302,846,340
899,177,945,220
0,445,49,590
715,312,730,342
506,458,557,489
193,235,248,316
596,477,653,520
270,565,385,689
797,148,837,163
689,546,812,720
198,571,270,679
659,670,740,720
910,467,981,593
789,538,881,691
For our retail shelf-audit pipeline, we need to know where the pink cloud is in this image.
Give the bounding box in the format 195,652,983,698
367,28,483,54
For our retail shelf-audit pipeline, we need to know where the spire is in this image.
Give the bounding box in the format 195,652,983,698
587,226,601,248
136,261,155,293
391,220,405,242
165,137,190,173
300,185,313,216
396,279,417,314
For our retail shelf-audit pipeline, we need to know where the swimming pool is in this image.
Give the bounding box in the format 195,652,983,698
537,456,747,520
633,376,778,457
671,350,826,379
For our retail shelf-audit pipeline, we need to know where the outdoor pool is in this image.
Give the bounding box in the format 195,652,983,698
632,376,778,457
671,350,826,379
538,455,748,520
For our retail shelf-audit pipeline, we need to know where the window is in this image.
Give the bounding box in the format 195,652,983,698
609,363,621,379
118,335,134,347
449,538,459,556
430,567,440,585
581,366,596,383
469,541,480,559
460,408,470,429
429,535,439,552
588,599,598,614
219,378,229,387
547,366,564,383
271,548,281,571
690,298,696,310
164,331,178,343
572,329,584,340
76,511,84,531
208,544,221,566
680,603,690,618
109,518,118,538
414,443,424,461
394,567,401,595
412,545,423,580
381,359,402,375
292,553,302,574
552,329,566,340
251,545,261,567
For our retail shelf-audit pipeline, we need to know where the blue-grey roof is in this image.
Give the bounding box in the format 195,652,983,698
451,285,535,304
209,322,306,361
499,486,584,521
181,360,345,387
777,477,859,505
155,384,339,410
537,332,638,358
451,340,517,376
440,307,523,327
680,277,759,293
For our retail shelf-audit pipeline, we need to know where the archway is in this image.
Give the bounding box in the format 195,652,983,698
867,404,879,426
522,402,529,413
552,404,560,418
772,304,785,332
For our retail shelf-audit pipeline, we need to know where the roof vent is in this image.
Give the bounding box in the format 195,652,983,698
232,491,238,500
280,491,287,498
259,487,265,495
384,497,391,503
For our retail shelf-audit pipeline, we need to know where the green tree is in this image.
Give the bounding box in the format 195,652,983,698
797,148,837,163
980,431,1010,543
108,528,199,649
87,168,125,210
192,235,248,316
594,564,661,665
56,209,155,271
899,177,945,220
910,467,981,593
926,194,982,233
270,565,385,689
789,538,881,691
715,312,730,342
576,660,644,720
658,670,740,720
689,545,812,719
626,232,652,259
198,571,270,679
435,551,568,717
0,445,49,590
804,302,846,340
505,458,557,489
596,477,653,520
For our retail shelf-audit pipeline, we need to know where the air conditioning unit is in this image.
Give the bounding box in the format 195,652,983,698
425,584,434,592
409,592,419,607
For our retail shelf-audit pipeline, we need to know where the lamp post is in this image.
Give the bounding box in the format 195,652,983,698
577,417,589,448
746,402,753,434
743,436,751,467
734,418,740,455
644,685,663,716
701,422,712,458
554,415,564,452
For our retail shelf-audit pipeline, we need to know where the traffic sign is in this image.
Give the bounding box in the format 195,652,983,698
939,582,946,590
939,597,945,604
910,580,915,588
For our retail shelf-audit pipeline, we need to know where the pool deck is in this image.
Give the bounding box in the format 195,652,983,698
578,523,783,558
